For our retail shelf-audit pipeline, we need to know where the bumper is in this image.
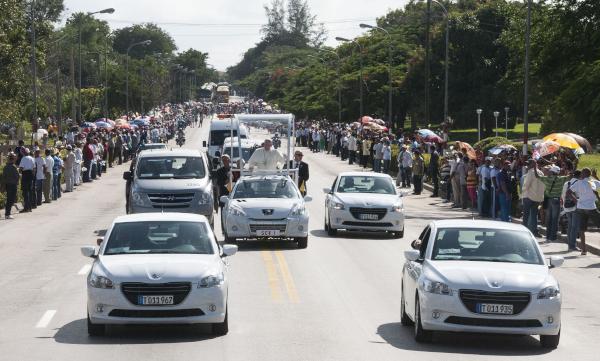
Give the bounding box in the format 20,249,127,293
225,215,309,239
419,292,561,336
131,203,213,219
87,285,227,325
329,208,404,232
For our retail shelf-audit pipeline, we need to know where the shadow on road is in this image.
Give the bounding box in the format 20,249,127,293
232,240,300,252
51,319,218,344
377,322,552,355
310,229,396,240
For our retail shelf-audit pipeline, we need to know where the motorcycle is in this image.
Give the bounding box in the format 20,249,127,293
272,136,281,149
176,135,185,147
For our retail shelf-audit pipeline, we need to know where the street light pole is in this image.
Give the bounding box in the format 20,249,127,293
493,111,500,137
125,39,151,118
336,37,364,119
476,108,482,142
30,0,38,146
523,0,531,155
431,0,449,125
504,107,509,139
319,49,342,122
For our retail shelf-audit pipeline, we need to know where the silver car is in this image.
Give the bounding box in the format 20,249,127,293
123,149,215,227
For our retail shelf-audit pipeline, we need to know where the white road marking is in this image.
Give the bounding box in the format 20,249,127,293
35,310,56,328
78,264,92,275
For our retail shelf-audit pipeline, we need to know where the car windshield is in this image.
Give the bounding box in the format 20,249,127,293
136,156,205,179
431,227,543,265
138,144,166,152
104,221,214,255
336,176,396,195
233,178,299,199
223,146,256,161
210,130,238,146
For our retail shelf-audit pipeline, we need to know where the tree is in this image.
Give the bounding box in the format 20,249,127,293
113,24,177,59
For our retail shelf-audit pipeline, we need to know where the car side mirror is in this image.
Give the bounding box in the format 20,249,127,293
202,140,207,148
222,244,238,257
122,171,131,180
96,237,104,246
323,188,331,194
549,255,564,268
220,195,229,205
81,246,98,258
410,239,421,250
404,250,420,262
304,195,312,202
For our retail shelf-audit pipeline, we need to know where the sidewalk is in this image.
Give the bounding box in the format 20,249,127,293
422,182,600,256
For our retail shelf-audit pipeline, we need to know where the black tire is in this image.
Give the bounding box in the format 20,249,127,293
540,330,560,349
297,237,308,249
327,215,337,236
392,230,404,239
400,283,413,326
87,314,105,337
414,296,433,343
324,217,330,232
212,309,228,336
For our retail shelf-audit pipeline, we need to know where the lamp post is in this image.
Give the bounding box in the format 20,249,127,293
504,107,509,139
359,23,393,127
319,48,342,122
30,0,37,146
336,36,364,119
431,0,449,125
125,39,151,118
523,0,532,155
476,108,482,141
493,111,500,137
78,8,114,123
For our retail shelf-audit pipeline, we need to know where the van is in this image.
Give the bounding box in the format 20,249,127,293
203,118,248,170
222,137,260,165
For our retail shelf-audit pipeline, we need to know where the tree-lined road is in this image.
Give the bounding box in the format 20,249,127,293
1,121,599,361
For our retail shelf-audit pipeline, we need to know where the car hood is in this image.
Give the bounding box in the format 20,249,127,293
425,260,553,291
97,254,222,283
335,193,401,207
133,178,209,192
231,198,301,218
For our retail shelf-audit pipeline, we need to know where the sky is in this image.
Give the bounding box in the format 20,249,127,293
62,0,410,71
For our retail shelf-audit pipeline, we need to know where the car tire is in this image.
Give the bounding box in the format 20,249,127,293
87,313,105,337
392,230,404,239
414,296,433,343
327,215,337,236
324,216,330,232
540,330,560,349
296,237,308,249
212,309,228,336
400,283,413,326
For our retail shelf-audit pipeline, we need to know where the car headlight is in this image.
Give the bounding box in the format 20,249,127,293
88,271,114,289
332,200,345,210
391,202,403,212
198,192,211,205
198,273,224,288
131,191,147,206
229,205,246,217
421,279,453,296
537,286,560,299
290,203,306,216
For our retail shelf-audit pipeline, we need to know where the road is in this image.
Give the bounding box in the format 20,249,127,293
1,119,599,361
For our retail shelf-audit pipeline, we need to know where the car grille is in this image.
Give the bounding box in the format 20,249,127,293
249,224,287,232
342,221,394,227
148,193,194,209
445,316,542,328
459,289,531,315
349,207,387,220
121,282,191,306
108,309,204,318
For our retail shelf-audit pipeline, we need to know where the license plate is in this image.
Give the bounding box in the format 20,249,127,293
256,230,280,236
359,214,379,220
138,295,174,305
476,303,513,314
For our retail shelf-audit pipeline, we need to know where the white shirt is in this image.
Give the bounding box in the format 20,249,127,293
561,178,579,213
347,137,357,151
570,177,600,210
373,143,383,159
19,155,35,171
34,157,45,180
247,147,286,170
45,156,54,174
401,150,413,168
74,148,83,164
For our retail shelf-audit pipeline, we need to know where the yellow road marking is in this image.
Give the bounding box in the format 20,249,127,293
261,251,283,302
275,251,300,303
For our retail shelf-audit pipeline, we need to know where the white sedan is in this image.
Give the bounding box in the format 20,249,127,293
81,213,237,336
324,172,404,237
220,174,309,248
401,220,563,348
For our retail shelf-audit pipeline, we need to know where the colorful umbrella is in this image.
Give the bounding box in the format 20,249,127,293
95,121,113,129
116,123,131,129
564,133,592,153
543,133,581,150
535,140,561,157
417,129,436,138
455,141,476,160
372,118,385,125
488,144,517,155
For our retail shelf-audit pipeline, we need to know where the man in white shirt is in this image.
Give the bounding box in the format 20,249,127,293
74,143,83,186
18,148,35,212
477,158,492,217
567,168,600,255
372,139,383,173
347,133,357,165
521,159,545,235
33,150,45,206
398,146,413,187
449,154,460,207
248,139,286,171
43,149,54,203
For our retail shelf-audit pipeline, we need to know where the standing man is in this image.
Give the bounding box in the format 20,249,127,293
52,149,63,200
63,145,75,192
521,159,545,236
539,165,569,242
412,150,425,195
214,154,233,213
563,170,581,252
449,154,460,207
497,161,512,222
347,133,357,165
82,138,94,183
429,145,440,197
362,136,371,169
290,151,309,196
33,150,46,206
399,145,413,188
18,148,35,212
247,139,286,171
73,142,83,186
372,138,383,173
1,153,20,219
567,168,600,255
43,149,54,203
477,158,492,217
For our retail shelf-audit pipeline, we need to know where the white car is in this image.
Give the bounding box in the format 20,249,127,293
220,174,309,248
401,220,563,348
81,213,237,337
324,172,404,238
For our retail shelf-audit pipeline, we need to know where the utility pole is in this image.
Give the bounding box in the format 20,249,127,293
30,0,38,146
523,0,532,155
424,0,432,126
70,47,76,123
140,63,144,115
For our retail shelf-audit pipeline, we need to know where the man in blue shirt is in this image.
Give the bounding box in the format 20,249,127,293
497,161,512,222
52,149,63,200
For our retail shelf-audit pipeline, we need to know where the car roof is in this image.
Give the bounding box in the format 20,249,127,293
239,174,291,181
113,213,209,224
337,171,393,178
430,219,529,231
137,148,202,158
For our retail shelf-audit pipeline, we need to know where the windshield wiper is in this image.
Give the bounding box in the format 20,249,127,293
173,175,199,179
464,258,521,263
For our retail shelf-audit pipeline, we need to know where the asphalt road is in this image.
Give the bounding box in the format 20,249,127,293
1,119,599,361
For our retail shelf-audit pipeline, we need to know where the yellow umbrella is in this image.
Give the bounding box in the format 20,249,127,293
543,133,581,150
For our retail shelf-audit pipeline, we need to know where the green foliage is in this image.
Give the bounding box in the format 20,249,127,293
113,24,177,59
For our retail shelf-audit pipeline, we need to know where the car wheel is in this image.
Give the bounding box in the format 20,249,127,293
324,216,330,232
296,237,308,249
87,313,105,337
212,309,229,336
414,296,433,343
392,230,404,239
327,215,337,236
400,282,413,326
540,330,560,349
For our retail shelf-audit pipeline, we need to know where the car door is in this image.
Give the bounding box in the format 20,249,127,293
404,225,431,318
